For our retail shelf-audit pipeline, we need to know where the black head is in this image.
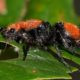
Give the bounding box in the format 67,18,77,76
2,28,17,40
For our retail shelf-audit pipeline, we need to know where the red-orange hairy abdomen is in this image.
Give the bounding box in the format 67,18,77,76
64,22,80,39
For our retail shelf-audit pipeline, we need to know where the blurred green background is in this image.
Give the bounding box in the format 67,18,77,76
0,0,80,26
0,0,80,80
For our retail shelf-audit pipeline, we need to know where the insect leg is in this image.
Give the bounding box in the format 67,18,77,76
54,43,72,72
22,45,30,61
61,35,79,55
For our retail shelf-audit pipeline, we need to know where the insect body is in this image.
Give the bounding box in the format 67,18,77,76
0,19,80,61
1,19,51,60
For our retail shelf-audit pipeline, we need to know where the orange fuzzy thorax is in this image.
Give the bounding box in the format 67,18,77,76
7,19,42,31
64,22,80,40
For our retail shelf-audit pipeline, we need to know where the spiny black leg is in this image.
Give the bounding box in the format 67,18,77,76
22,45,30,61
54,43,72,72
61,37,80,56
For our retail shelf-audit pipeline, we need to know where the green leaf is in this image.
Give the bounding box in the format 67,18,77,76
0,49,72,80
50,46,80,66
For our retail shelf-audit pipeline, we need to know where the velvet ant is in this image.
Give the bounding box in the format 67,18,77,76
0,19,80,65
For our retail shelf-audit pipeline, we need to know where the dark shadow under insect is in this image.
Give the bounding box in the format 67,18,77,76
0,20,80,71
